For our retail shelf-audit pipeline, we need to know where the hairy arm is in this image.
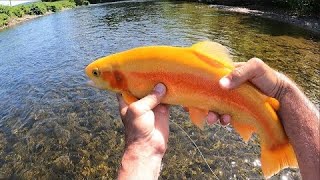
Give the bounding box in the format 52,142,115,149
277,75,319,180
119,144,164,180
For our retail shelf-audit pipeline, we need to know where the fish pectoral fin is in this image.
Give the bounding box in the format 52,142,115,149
122,91,138,104
260,142,298,178
190,41,234,69
188,107,208,130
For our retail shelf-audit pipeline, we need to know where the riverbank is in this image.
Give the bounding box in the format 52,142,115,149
209,5,320,34
0,1,82,31
1,12,51,30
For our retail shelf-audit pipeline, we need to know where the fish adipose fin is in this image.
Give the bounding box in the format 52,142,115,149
261,142,298,178
188,107,208,130
190,41,234,69
266,97,280,110
122,91,138,104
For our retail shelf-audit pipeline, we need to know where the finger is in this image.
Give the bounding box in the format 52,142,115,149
206,112,219,125
130,83,167,115
220,114,231,126
154,104,170,141
116,93,128,119
234,62,245,68
219,58,265,90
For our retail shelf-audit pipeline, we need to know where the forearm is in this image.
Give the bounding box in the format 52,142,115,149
278,75,319,179
118,145,164,180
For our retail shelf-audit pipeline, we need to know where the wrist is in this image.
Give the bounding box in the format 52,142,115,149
124,142,166,159
119,144,164,180
274,72,292,102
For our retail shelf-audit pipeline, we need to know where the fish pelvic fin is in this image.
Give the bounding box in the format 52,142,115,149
188,107,208,130
261,142,298,178
122,91,138,104
190,41,234,70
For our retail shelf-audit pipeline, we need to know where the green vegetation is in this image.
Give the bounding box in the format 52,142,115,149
0,0,85,29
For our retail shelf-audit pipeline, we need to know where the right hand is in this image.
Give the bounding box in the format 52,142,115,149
207,58,287,125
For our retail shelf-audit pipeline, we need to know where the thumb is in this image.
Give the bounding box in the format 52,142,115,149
131,83,167,114
219,58,266,89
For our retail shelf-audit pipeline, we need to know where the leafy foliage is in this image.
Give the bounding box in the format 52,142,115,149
0,1,79,28
29,3,47,15
10,6,25,17
0,13,9,26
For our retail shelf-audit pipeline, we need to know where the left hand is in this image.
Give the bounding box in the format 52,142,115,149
117,83,169,157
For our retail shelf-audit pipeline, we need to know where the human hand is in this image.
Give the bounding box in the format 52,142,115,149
117,83,169,157
117,83,169,179
206,58,285,126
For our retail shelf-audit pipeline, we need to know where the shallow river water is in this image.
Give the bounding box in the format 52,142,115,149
0,0,319,179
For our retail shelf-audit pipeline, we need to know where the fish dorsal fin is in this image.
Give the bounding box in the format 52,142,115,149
191,41,234,69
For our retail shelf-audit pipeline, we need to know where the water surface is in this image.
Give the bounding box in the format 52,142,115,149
0,1,319,179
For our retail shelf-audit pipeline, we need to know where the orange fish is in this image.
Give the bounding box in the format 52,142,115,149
85,41,298,178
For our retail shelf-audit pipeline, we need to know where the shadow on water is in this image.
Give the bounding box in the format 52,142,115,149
237,15,320,40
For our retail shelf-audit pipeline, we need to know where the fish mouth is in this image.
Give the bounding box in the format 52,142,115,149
87,80,98,88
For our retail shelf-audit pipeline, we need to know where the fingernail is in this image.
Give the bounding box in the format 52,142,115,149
219,77,231,88
154,83,166,94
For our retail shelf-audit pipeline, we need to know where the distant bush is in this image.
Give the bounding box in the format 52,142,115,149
18,5,32,15
74,0,90,6
42,0,86,6
59,1,77,8
45,2,63,12
10,6,24,17
0,1,79,28
29,3,48,15
0,13,9,26
0,5,11,16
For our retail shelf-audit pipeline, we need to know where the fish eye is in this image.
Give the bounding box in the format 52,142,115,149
92,68,101,77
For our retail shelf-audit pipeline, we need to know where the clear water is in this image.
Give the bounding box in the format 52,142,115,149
0,0,319,179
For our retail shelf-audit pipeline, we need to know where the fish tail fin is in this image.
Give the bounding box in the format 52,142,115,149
261,142,298,178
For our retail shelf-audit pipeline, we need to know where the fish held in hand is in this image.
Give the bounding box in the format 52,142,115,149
85,41,298,178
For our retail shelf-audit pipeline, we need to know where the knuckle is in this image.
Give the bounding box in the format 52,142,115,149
252,58,266,73
232,67,244,78
250,57,263,64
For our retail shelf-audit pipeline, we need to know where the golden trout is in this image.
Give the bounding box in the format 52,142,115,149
85,41,298,178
